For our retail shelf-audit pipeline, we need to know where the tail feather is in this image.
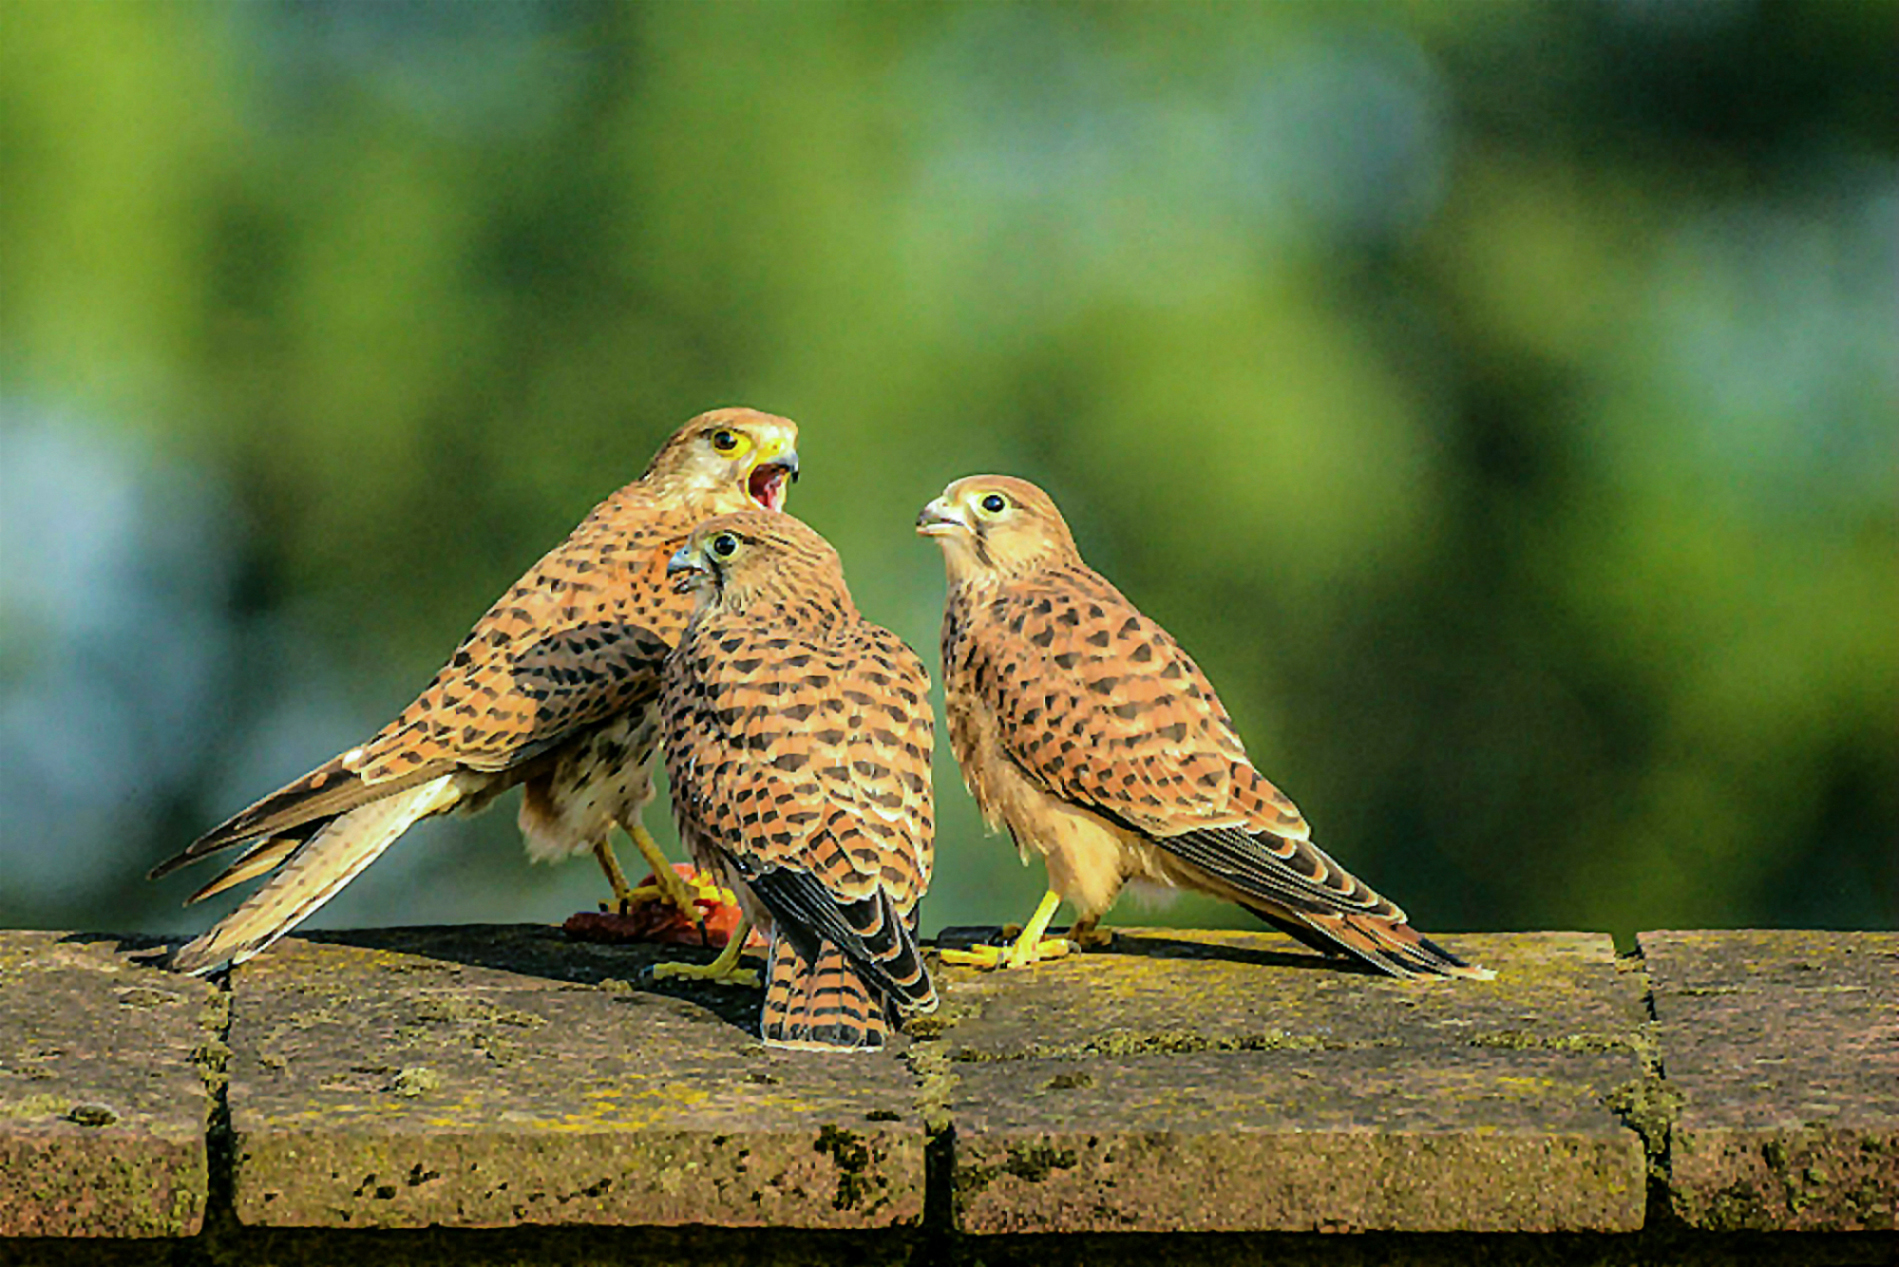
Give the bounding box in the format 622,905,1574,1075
185,828,314,905
745,868,936,1010
759,931,890,1051
168,774,464,975
149,755,447,881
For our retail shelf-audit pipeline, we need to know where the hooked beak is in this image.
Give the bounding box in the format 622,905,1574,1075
915,496,966,537
667,545,709,593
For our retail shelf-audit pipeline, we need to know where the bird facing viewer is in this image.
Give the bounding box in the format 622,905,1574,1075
659,511,937,1050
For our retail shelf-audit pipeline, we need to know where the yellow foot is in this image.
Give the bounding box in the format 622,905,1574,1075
651,958,760,988
941,890,1073,970
613,822,725,923
592,836,640,914
940,937,1072,970
651,919,758,987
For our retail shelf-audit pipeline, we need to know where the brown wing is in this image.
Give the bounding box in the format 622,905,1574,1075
959,564,1308,839
354,486,694,782
155,485,698,877
665,617,934,1007
961,563,1486,979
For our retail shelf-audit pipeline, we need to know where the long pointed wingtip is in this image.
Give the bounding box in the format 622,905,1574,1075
147,853,192,883
148,820,252,882
1413,932,1495,981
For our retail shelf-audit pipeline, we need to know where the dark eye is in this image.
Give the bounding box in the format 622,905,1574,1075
711,533,739,558
711,429,739,452
980,493,1007,514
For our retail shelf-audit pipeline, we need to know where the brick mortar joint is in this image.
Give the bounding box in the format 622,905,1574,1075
1598,945,1688,1234
194,973,238,1243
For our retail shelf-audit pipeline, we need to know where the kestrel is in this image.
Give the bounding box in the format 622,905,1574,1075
149,408,802,974
659,512,936,1050
917,475,1490,980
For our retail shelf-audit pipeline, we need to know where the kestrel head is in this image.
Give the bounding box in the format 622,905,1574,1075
916,475,1081,580
643,408,801,513
667,510,852,618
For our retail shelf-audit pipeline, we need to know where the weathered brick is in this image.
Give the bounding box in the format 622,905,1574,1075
0,931,216,1237
1643,929,1897,1232
225,926,925,1229
926,928,1648,1232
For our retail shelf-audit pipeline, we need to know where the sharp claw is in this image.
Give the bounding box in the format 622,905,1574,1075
941,938,1071,971
939,946,1004,968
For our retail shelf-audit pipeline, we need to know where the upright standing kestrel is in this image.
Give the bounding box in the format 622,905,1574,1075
149,408,801,974
918,475,1490,979
659,512,936,1050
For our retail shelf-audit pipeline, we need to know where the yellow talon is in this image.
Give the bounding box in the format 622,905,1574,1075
618,824,703,922
940,940,1071,969
939,944,1004,968
632,873,736,906
652,919,759,988
940,891,1073,971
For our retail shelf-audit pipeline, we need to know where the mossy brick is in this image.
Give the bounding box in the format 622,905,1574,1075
0,931,216,1237
224,927,925,1230
1641,930,1898,1232
925,929,1648,1232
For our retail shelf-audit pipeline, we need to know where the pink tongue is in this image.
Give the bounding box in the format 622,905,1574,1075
753,470,784,511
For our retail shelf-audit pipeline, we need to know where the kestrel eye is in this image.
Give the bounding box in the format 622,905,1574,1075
980,493,1007,515
712,429,739,452
711,533,739,558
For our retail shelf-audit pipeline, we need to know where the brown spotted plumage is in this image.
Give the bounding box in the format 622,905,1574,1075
919,475,1490,979
661,512,937,1050
150,408,801,974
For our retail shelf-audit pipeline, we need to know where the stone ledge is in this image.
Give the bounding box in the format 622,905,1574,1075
0,932,216,1238
932,931,1647,1233
1642,929,1897,1233
225,931,924,1230
1,924,1892,1251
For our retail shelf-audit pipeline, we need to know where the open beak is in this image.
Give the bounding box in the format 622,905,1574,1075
915,497,965,537
747,447,800,513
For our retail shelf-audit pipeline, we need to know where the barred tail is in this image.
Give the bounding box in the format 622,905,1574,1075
759,931,890,1051
168,774,464,975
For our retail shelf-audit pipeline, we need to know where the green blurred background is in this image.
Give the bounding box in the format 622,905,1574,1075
2,1,1893,947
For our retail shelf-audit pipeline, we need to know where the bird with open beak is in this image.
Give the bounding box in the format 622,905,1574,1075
150,408,801,974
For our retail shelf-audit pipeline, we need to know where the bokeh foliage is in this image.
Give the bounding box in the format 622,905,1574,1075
2,0,1893,941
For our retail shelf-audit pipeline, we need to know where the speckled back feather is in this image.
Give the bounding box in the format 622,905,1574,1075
930,474,1488,980
663,512,936,1048
151,408,799,973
